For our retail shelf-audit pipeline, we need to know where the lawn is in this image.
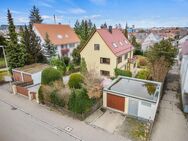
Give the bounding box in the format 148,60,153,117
0,58,6,68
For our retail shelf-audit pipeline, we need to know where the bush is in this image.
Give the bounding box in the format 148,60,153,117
63,56,70,66
80,58,87,75
50,90,65,107
67,63,75,73
68,73,83,89
68,88,92,114
136,69,150,80
114,68,132,77
38,86,44,104
134,49,143,56
41,67,62,85
50,58,66,75
139,58,147,66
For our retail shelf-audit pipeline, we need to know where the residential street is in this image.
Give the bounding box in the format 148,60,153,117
0,84,128,141
151,64,188,141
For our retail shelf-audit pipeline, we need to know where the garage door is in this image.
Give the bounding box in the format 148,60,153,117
13,71,22,81
107,93,125,112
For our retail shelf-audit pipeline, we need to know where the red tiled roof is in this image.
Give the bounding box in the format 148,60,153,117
97,28,134,56
33,23,80,45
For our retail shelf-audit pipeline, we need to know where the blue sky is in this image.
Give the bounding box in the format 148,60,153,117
0,0,188,28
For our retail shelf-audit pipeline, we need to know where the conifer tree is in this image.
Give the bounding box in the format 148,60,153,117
29,5,43,25
6,9,26,70
43,33,56,61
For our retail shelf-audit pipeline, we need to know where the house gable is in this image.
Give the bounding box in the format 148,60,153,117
80,31,117,75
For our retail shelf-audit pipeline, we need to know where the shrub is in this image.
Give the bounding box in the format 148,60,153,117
134,49,143,56
63,56,70,66
50,58,66,75
67,63,75,73
80,58,87,75
68,88,92,114
41,67,62,85
38,86,44,104
139,58,147,66
114,68,132,77
136,69,150,80
68,73,83,89
50,90,65,107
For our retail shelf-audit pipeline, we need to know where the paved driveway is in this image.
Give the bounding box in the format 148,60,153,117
0,84,127,141
151,64,188,141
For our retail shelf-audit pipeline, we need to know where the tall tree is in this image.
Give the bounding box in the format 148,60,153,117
29,5,43,25
6,9,26,69
146,40,177,82
131,35,142,55
0,35,6,57
43,33,56,61
73,19,96,65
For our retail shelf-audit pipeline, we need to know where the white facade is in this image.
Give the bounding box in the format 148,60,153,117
142,33,162,52
180,55,188,112
33,26,79,59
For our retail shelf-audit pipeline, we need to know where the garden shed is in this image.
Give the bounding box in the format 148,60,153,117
103,76,162,121
12,63,49,85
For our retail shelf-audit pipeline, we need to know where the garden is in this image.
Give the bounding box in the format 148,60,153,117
38,59,103,120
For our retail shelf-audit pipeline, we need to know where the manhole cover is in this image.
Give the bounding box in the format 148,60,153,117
64,126,73,132
11,106,17,110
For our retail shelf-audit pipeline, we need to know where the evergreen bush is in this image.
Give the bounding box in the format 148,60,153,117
68,73,83,89
114,68,132,77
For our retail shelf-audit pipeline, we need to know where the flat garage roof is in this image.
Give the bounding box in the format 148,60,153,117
105,76,162,103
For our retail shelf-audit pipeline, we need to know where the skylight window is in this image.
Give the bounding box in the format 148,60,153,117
119,41,123,46
124,40,128,44
65,34,69,38
57,34,63,39
112,43,118,48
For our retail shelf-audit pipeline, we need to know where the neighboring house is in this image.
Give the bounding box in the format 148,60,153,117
180,41,188,113
12,63,49,101
103,76,162,121
179,35,188,45
80,27,136,77
134,32,149,44
142,33,162,52
33,23,80,58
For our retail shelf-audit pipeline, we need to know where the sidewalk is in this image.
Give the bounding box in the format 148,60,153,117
0,84,128,141
151,64,188,141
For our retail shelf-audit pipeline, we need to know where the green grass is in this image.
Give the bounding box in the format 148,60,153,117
0,70,9,81
0,58,6,68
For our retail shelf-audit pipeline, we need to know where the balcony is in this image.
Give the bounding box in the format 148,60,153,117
61,48,70,56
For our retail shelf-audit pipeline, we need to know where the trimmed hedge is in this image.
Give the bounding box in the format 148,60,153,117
41,67,62,85
114,68,132,77
68,73,83,89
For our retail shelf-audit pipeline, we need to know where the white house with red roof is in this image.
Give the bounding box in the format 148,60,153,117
80,26,136,77
33,23,80,58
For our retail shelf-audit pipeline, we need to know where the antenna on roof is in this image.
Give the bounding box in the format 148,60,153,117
54,14,56,24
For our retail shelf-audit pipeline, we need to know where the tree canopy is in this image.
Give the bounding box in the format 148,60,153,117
29,5,43,25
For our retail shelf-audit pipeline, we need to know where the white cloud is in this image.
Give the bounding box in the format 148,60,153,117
68,8,86,14
39,1,53,8
89,0,107,5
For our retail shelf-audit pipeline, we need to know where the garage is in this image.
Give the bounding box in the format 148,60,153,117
103,76,162,121
23,73,32,83
107,93,125,112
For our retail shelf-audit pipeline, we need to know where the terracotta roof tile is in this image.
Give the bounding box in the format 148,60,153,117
97,28,133,56
33,23,80,45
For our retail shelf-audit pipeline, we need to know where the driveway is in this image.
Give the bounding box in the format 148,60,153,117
85,109,126,133
0,84,127,141
151,64,188,141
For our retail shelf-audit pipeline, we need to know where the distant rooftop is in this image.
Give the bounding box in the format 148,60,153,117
105,76,162,103
13,63,49,74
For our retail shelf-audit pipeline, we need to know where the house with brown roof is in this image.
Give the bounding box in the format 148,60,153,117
80,26,136,77
33,23,80,58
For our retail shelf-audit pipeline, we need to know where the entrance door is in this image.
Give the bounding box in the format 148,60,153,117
128,98,138,116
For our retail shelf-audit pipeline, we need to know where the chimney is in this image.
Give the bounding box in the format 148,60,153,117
108,26,112,33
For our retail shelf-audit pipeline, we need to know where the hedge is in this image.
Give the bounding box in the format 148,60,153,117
41,67,62,85
136,69,150,80
114,68,132,77
68,73,83,89
38,86,44,104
